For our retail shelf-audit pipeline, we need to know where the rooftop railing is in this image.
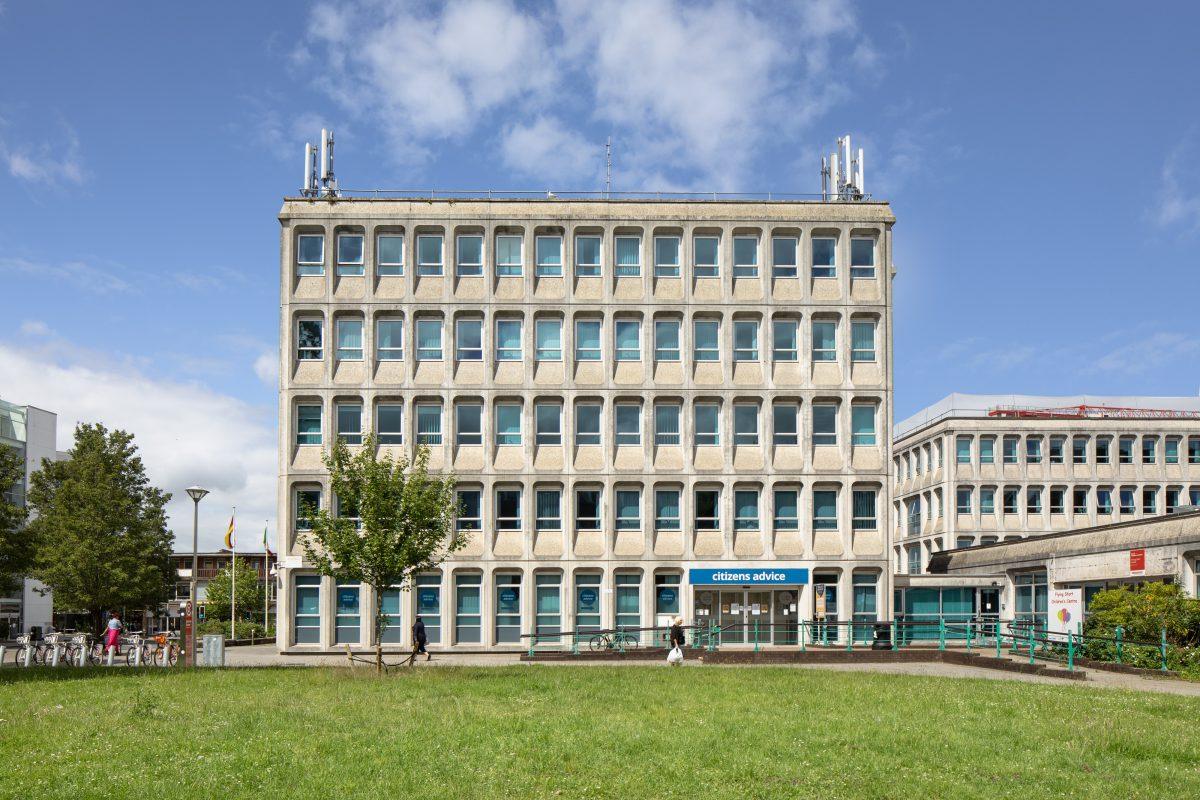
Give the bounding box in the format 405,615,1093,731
293,189,874,203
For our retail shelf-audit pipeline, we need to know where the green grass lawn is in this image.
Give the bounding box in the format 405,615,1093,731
1,666,1198,799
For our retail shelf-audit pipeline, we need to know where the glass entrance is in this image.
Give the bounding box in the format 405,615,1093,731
718,590,745,643
772,589,799,645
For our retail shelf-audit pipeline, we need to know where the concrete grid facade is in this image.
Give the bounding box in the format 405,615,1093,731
893,394,1200,575
275,197,895,652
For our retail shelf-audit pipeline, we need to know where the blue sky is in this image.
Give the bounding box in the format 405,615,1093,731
2,1,1198,547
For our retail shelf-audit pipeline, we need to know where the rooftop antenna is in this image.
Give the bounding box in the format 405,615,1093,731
823,134,866,201
319,128,339,198
604,136,612,199
301,142,317,197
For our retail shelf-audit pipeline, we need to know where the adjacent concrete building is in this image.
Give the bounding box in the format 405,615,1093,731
275,194,896,652
893,394,1200,576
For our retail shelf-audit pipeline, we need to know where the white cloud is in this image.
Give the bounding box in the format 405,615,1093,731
19,319,50,337
1,125,86,186
253,351,279,387
0,256,132,294
1088,331,1200,376
1153,133,1200,234
500,116,598,184
0,332,277,553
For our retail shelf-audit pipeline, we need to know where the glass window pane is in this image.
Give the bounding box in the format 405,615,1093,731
615,404,641,445
496,320,522,361
376,404,403,444
416,319,443,360
772,320,797,361
852,405,876,446
693,236,719,277
335,319,363,360
734,321,758,361
535,236,563,276
654,404,680,445
615,237,641,275
297,235,324,273
456,235,483,275
812,237,836,277
377,319,403,360
535,319,562,360
575,405,601,445
337,234,364,274
695,404,719,446
693,320,719,361
575,236,601,276
535,403,562,445
456,319,482,361
297,320,323,360
575,320,601,361
733,237,758,277
812,321,837,361
377,234,404,274
654,236,680,277
417,234,443,275
496,404,522,445
772,237,798,277
734,404,759,445
615,320,640,361
654,320,680,361
456,404,482,445
416,404,442,445
813,404,837,446
496,235,523,275
851,322,875,362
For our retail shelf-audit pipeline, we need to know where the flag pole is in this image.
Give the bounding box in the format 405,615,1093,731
230,507,237,642
264,520,270,635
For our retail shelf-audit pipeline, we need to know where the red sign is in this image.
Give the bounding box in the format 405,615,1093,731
1129,548,1146,576
183,609,194,667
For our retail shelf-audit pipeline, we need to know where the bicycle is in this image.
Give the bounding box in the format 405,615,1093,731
8,633,38,667
588,630,640,652
63,633,96,667
145,632,179,667
124,632,152,667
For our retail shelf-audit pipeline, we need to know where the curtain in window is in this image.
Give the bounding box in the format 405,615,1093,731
735,490,758,528
496,236,521,269
615,321,639,355
496,320,521,358
734,322,758,357
616,238,640,266
535,320,561,357
655,321,679,354
655,405,680,442
655,490,679,529
853,490,876,522
496,405,521,444
536,237,562,267
812,321,836,353
536,490,561,523
377,320,402,354
338,320,362,351
774,491,798,528
814,491,837,528
851,321,874,353
416,321,441,352
695,405,718,439
417,406,442,435
773,320,797,352
616,490,640,527
694,321,718,357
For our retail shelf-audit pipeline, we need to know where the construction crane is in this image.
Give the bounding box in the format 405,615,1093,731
988,404,1200,420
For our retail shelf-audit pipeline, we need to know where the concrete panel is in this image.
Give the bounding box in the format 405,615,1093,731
613,531,644,557
493,446,524,472
493,531,524,558
810,278,840,302
293,276,325,299
653,447,684,472
414,276,443,300
614,446,644,472
534,362,565,386
453,361,484,385
493,361,523,385
453,447,485,473
733,447,765,472
574,276,602,301
533,277,566,301
652,278,683,301
812,362,842,386
653,531,685,556
333,360,366,385
532,531,564,557
692,278,721,303
573,446,603,471
694,446,724,471
813,447,843,471
293,361,323,385
733,363,763,386
613,277,643,302
693,531,724,557
495,276,524,301
692,362,722,386
812,530,843,556
732,279,764,302
374,276,405,300
653,361,684,385
733,531,765,557
413,362,445,386
453,277,486,301
533,447,565,472
333,276,365,300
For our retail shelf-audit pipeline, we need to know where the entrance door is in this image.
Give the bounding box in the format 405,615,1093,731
718,590,744,643
772,589,799,645
978,588,1000,637
745,591,771,646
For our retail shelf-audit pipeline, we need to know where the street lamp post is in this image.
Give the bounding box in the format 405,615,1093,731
185,486,209,666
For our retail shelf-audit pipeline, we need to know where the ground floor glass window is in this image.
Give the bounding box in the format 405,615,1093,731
455,573,482,644
294,576,320,644
415,574,442,644
495,574,521,644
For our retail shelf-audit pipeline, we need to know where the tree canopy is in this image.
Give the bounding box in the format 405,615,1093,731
203,558,266,625
1084,582,1200,646
301,437,462,669
0,446,32,596
27,423,174,631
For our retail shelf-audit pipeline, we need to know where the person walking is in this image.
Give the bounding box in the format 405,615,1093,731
104,611,123,656
668,616,686,666
412,616,430,662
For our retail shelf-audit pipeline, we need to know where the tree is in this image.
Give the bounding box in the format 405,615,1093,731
204,558,266,625
0,446,32,596
301,436,463,671
26,424,174,633
1084,582,1200,647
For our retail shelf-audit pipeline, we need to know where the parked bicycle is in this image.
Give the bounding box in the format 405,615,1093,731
588,630,640,652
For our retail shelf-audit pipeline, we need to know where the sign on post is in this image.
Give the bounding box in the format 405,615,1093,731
1047,588,1083,641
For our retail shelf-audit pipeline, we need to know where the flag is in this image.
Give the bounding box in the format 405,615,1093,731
263,524,273,556
224,514,235,549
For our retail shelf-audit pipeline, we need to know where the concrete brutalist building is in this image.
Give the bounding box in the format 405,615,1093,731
274,190,896,652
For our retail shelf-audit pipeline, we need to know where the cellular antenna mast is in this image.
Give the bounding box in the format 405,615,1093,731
821,134,866,201
605,136,612,199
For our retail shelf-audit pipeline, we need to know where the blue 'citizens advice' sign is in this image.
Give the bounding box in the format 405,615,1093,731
688,568,809,586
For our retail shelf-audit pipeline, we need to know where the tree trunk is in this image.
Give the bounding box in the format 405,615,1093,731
374,590,384,674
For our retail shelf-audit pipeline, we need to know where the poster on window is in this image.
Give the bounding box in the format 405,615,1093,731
1047,588,1083,640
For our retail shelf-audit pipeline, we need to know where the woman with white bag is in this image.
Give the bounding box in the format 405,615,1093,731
667,617,686,666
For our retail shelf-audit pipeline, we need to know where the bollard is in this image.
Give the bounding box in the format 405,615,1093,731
106,645,116,667
1115,626,1123,664
24,643,34,668
822,622,828,648
847,623,853,653
572,632,579,657
1160,628,1168,672
0,645,5,665
527,635,535,659
50,644,61,668
79,643,88,667
891,619,897,652
133,641,143,667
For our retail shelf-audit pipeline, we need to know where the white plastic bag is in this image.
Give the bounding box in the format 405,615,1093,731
667,645,684,665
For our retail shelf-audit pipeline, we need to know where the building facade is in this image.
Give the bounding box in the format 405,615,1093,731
168,549,277,627
275,196,896,652
893,394,1200,577
0,398,64,636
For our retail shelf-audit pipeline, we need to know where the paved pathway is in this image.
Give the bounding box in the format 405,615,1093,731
223,644,1200,695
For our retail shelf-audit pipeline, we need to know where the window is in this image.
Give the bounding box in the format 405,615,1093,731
416,404,442,445
496,404,522,446
1002,437,1018,464
907,548,921,575
1142,437,1157,464
455,403,482,446
335,318,363,360
535,319,562,361
1072,437,1087,464
773,490,799,530
295,489,321,530
695,489,719,529
615,489,641,529
980,488,995,515
496,234,522,276
293,575,321,644
1190,437,1200,464
772,403,798,446
494,574,520,643
812,403,837,446
296,404,321,445
535,403,562,445
1166,437,1180,464
1166,488,1180,513
534,572,561,638
733,320,759,361
615,320,640,361
734,490,759,529
693,235,719,278
1118,438,1134,465
416,319,443,360
695,403,719,446
575,404,601,445
852,490,877,530
1096,437,1111,464
496,319,522,361
693,320,719,361
496,489,521,529
615,236,641,276
376,319,403,361
654,403,681,445
335,582,360,644
575,320,601,361
653,236,681,277
1026,437,1042,464
812,320,836,362
655,573,681,615
377,234,404,276
811,237,836,278
851,404,876,446
416,234,443,276
733,236,758,278
535,236,563,277
654,320,680,362
850,238,875,279
336,233,364,276
813,490,837,530
296,234,324,276
655,489,681,530
733,404,759,445
456,489,480,532
956,436,972,464
772,236,798,278
1049,437,1065,464
615,572,641,629
455,318,482,361
1191,487,1200,507
1027,487,1042,514
956,488,972,514
1050,488,1065,514
536,490,562,530
575,235,601,277
1003,487,1019,514
456,234,483,276
376,404,403,445
980,437,995,464
956,537,974,549
297,319,322,360
575,573,602,631
336,403,361,445
454,573,482,643
1118,487,1135,514
1072,488,1088,514
615,403,641,445
1142,487,1157,514
772,319,798,361
576,490,601,530
1097,488,1112,514
851,321,875,362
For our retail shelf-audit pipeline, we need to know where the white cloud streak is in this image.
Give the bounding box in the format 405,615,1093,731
1154,133,1200,234
0,256,132,294
1,125,86,186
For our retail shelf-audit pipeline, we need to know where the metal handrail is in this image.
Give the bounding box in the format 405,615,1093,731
313,189,861,203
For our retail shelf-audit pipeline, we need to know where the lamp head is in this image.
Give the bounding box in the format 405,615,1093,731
185,486,210,503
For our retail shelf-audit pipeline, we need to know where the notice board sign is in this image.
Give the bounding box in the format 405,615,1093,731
1047,588,1083,640
1129,548,1146,576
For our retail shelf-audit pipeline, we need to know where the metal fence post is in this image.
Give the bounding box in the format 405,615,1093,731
1160,628,1168,672
799,620,806,652
1067,631,1074,672
966,620,973,651
822,621,828,648
1115,626,1123,664
847,621,853,653
1028,625,1035,666
938,617,946,652
995,625,1002,659
891,619,897,652
754,620,760,654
